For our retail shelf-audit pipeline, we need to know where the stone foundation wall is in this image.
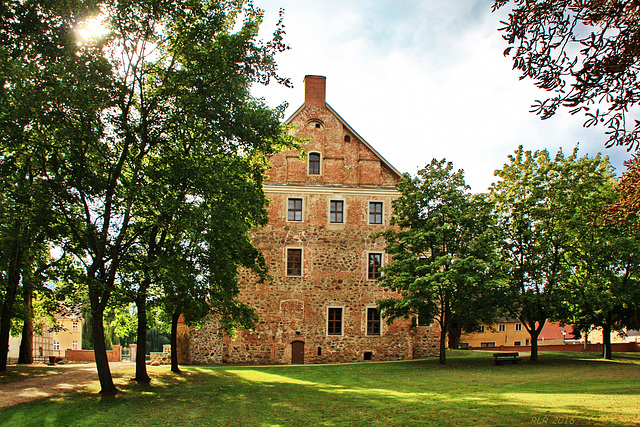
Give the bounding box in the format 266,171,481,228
187,317,224,364
149,345,171,365
411,325,441,358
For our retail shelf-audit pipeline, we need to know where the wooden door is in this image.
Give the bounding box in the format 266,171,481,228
291,341,305,364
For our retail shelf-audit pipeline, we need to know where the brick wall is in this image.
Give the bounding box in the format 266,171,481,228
412,326,442,358
265,108,399,189
66,345,121,362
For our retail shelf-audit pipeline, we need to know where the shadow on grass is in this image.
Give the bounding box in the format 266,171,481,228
1,352,638,426
0,365,62,385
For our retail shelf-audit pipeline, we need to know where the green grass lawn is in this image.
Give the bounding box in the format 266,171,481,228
1,351,639,426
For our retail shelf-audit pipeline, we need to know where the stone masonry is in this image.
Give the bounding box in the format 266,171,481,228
186,75,439,364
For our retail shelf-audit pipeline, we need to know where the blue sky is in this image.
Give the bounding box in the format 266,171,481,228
250,0,633,192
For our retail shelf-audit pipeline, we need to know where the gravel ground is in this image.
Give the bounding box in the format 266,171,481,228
0,362,135,409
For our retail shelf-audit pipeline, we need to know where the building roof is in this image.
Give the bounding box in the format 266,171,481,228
54,303,83,321
539,322,574,340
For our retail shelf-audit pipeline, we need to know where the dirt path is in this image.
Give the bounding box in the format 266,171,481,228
0,362,134,409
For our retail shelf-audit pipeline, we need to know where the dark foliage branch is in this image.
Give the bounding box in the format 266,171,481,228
493,0,640,150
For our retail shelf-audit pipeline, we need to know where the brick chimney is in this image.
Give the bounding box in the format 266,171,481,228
304,75,326,108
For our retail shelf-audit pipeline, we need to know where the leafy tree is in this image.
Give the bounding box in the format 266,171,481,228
3,0,293,394
154,161,265,373
104,304,137,347
0,0,94,370
444,193,506,351
561,189,640,359
493,0,640,150
606,154,640,224
122,126,277,379
377,159,501,365
490,145,614,361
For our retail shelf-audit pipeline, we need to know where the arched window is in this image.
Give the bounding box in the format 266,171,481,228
308,152,321,175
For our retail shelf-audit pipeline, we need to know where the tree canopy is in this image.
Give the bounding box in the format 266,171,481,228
377,159,500,365
1,0,296,395
493,0,640,150
490,145,617,361
606,154,640,224
561,172,640,359
0,0,96,371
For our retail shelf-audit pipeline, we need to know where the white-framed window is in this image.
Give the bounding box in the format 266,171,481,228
73,322,78,332
366,307,381,336
480,342,495,348
53,340,60,351
515,323,523,331
73,340,79,350
329,200,344,223
369,201,383,224
499,324,506,332
514,341,522,346
327,307,343,336
287,198,303,222
480,325,485,333
367,252,383,280
286,248,303,277
308,152,321,175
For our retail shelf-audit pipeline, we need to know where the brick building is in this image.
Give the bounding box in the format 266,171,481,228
184,75,439,364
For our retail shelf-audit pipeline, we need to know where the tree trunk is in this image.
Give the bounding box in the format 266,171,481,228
0,268,20,371
134,289,150,383
438,299,448,365
89,289,117,396
530,334,539,362
602,324,612,360
18,289,33,364
0,297,16,371
170,310,180,373
447,325,462,350
528,319,545,363
438,326,447,365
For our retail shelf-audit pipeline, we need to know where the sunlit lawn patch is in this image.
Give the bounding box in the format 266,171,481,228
1,351,639,426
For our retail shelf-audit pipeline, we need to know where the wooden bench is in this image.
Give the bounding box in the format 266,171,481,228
493,352,522,365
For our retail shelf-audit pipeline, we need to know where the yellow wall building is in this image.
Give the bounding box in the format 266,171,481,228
460,319,573,348
49,305,83,358
6,304,83,363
